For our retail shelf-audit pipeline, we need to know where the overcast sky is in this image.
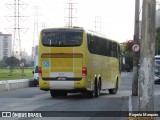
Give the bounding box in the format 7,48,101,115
0,0,159,55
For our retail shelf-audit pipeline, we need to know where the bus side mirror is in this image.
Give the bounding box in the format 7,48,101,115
32,71,34,74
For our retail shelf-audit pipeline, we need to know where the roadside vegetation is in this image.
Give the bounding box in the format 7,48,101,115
0,68,33,80
120,27,160,72
0,56,34,80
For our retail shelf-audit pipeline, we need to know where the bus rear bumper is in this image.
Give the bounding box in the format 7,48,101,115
39,78,88,91
50,81,75,90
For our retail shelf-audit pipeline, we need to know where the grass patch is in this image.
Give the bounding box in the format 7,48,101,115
0,68,33,80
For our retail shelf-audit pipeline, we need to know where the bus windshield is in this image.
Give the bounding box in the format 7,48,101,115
42,30,83,47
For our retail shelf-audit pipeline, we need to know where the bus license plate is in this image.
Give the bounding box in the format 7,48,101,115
58,77,66,80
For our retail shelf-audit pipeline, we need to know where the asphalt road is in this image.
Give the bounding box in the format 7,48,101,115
0,72,159,120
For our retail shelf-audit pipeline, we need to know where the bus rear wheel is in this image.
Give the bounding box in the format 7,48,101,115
108,80,118,94
95,79,100,97
86,90,95,98
87,79,100,98
50,90,58,97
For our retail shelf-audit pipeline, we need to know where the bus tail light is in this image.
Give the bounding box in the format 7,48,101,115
38,67,42,76
82,67,87,77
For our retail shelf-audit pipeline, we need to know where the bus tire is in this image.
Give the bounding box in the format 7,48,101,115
108,80,118,94
86,90,95,98
50,90,68,98
95,79,100,98
86,84,95,98
61,91,68,96
86,78,100,98
50,90,59,97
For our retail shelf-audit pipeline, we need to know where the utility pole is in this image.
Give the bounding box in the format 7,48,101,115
139,0,155,112
132,0,140,96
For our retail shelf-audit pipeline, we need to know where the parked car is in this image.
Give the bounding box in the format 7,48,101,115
155,55,160,69
138,63,160,84
155,68,160,84
32,66,39,87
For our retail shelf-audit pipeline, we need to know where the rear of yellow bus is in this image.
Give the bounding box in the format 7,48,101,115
38,28,88,97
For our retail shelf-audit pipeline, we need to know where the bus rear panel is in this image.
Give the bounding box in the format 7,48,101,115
38,27,121,98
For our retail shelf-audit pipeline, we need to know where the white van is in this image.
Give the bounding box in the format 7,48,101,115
33,66,39,87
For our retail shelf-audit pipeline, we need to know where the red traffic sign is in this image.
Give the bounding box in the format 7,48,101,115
20,62,24,67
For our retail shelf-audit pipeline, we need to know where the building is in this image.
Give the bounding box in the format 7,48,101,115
21,49,32,65
0,32,12,60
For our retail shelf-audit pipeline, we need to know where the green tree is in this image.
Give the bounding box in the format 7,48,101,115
5,56,19,75
0,60,7,68
120,42,133,71
156,27,160,55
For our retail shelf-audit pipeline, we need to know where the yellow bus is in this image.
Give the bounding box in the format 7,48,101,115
38,27,121,98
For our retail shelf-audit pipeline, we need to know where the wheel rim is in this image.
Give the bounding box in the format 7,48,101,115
98,81,100,96
95,79,99,98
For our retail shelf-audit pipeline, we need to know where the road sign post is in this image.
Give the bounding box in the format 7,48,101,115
132,0,140,96
20,62,25,77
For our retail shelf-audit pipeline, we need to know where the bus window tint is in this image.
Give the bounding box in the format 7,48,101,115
42,31,83,46
87,34,119,58
111,42,117,58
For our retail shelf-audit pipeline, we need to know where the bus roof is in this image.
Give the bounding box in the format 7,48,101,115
86,30,118,43
41,27,119,43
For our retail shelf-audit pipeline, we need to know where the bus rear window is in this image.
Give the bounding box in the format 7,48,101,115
42,31,83,47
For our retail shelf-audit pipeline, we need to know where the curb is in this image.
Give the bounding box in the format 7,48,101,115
0,79,35,92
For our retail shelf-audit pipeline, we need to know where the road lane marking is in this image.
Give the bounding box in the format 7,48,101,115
128,95,132,112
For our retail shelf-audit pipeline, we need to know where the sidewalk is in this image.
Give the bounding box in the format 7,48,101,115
121,72,160,120
0,79,34,92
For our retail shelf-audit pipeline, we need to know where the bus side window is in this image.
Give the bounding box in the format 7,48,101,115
87,34,95,53
108,41,112,56
110,42,117,58
105,40,109,56
88,35,94,45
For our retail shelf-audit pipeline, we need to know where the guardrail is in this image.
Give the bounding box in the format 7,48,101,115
0,79,34,92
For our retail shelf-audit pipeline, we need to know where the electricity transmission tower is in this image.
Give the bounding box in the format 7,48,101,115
65,0,77,27
95,16,101,33
32,6,39,62
6,0,28,60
